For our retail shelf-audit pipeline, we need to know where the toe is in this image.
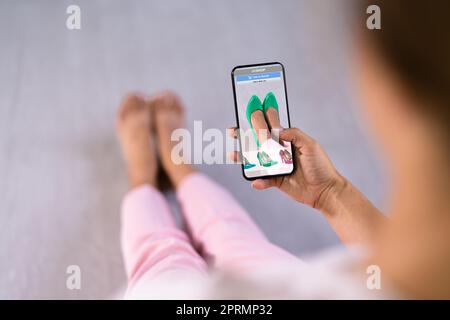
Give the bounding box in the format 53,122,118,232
120,93,147,114
150,90,184,114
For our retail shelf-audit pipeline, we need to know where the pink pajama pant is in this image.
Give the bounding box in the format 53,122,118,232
121,173,299,296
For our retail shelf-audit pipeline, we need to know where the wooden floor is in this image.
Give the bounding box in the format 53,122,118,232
0,0,385,298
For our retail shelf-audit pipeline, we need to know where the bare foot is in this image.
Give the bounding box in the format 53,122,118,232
264,107,285,146
250,110,271,144
265,108,282,130
117,93,157,189
151,91,196,188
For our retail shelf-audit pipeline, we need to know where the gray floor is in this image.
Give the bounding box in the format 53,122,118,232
0,0,385,299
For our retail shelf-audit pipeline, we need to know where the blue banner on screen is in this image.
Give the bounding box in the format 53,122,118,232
235,71,282,82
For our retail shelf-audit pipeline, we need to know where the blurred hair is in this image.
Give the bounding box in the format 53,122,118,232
361,1,450,139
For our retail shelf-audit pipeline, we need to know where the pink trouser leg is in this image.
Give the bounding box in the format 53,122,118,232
177,173,301,274
121,185,207,297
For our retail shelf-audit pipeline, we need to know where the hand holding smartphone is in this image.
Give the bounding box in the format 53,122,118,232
231,62,294,180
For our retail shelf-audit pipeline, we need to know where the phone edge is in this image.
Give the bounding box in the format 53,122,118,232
231,61,295,181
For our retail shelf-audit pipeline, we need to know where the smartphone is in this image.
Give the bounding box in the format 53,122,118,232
231,62,294,180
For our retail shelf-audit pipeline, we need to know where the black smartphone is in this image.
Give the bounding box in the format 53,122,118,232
231,62,294,180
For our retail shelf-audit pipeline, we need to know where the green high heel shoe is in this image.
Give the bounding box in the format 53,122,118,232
246,95,263,148
262,91,279,114
257,151,278,167
243,156,256,170
263,91,285,146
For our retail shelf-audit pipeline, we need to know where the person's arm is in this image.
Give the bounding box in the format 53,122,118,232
229,127,386,246
316,174,386,245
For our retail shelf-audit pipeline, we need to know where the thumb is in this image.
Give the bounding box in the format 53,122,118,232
279,128,315,149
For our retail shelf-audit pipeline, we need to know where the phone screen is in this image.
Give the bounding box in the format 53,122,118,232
232,62,294,179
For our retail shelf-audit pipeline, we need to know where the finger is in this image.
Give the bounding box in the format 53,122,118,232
279,128,315,149
227,127,239,140
227,151,242,163
270,127,286,147
251,178,280,190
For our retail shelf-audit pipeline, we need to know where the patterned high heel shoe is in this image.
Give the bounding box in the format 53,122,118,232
243,156,256,170
284,149,293,162
257,151,278,167
279,149,293,164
